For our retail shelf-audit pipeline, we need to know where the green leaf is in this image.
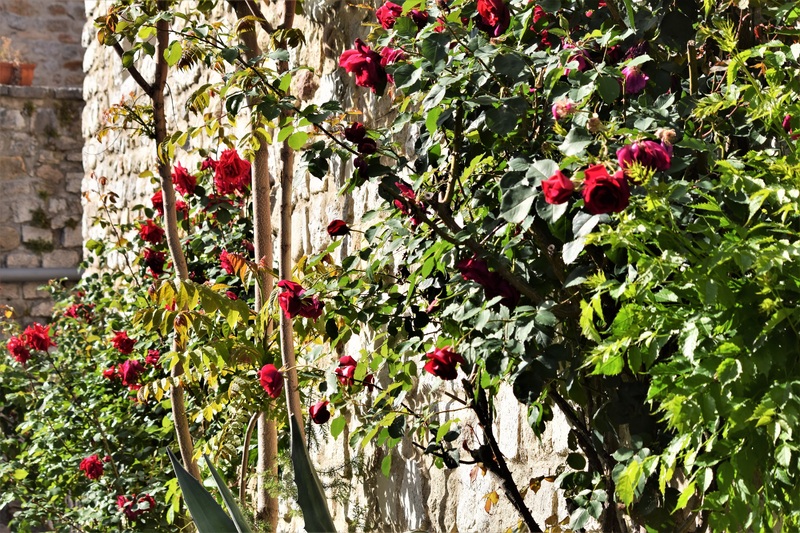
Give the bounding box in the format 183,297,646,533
165,41,183,67
287,131,308,150
616,460,643,506
559,127,592,156
597,76,620,103
500,185,536,223
330,415,346,439
290,416,336,533
167,449,237,533
203,455,254,533
674,480,696,511
420,33,450,69
381,454,392,477
562,237,584,265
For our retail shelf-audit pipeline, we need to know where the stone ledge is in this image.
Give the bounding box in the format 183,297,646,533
0,85,83,101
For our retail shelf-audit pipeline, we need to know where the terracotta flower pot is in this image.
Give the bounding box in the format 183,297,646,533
17,63,35,86
0,61,13,85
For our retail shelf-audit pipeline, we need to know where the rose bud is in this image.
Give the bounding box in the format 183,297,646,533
327,219,351,237
309,400,331,424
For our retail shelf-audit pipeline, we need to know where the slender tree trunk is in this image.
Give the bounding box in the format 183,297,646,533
154,0,199,480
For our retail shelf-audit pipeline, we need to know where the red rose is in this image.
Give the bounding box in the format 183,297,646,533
621,65,648,94
102,365,119,380
117,495,136,520
214,149,251,196
138,219,165,245
616,140,671,176
117,494,155,521
145,349,160,366
151,190,164,217
136,494,156,514
376,1,402,29
79,454,104,480
344,122,367,144
6,336,30,364
278,280,305,318
476,0,510,37
259,364,283,399
119,359,144,386
142,248,166,277
582,165,630,215
220,250,236,275
423,346,465,380
541,170,575,204
309,400,331,424
171,163,197,196
457,256,520,308
225,290,239,300
23,323,56,352
175,200,189,220
339,39,388,94
327,219,351,237
64,302,93,321
358,137,378,155
298,297,324,320
335,356,358,387
380,47,405,84
112,331,136,355
201,157,217,171
410,9,429,28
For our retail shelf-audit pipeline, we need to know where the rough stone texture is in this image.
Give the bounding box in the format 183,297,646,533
0,85,84,324
79,1,584,531
0,0,85,87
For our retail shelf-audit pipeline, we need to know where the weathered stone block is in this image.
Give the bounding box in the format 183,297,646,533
42,249,80,268
36,164,64,182
22,226,53,243
0,226,21,251
62,226,82,247
6,251,41,268
30,300,54,318
0,156,26,179
22,282,48,299
0,283,21,300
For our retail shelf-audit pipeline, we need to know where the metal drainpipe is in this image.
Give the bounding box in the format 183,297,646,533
0,268,83,283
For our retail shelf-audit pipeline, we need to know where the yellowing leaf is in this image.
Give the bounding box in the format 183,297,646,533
484,490,499,513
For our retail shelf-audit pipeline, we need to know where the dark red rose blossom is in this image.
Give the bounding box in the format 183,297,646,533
354,156,369,179
616,140,671,177
171,163,197,196
457,256,520,308
117,494,156,521
220,250,236,275
298,297,324,320
476,0,510,37
582,165,630,215
79,454,104,480
151,190,164,217
344,122,367,144
145,349,160,366
339,39,388,94
111,331,136,355
278,280,305,319
6,336,30,364
259,364,283,399
541,170,575,204
357,137,378,155
23,323,56,352
143,248,167,277
138,219,165,245
225,290,239,300
376,1,403,29
783,114,792,133
64,302,93,321
119,359,144,386
309,400,331,424
214,149,251,196
410,9,429,28
423,346,465,380
175,200,189,220
380,47,406,84
327,219,351,237
201,157,217,171
622,65,648,94
102,365,119,380
335,355,358,387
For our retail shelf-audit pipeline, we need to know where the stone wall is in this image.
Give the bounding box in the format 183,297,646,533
0,0,85,87
0,85,84,324
80,1,580,531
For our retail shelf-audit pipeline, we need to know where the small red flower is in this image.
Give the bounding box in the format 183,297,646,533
582,165,630,215
111,331,136,355
310,400,331,424
423,346,465,380
171,163,197,196
151,190,164,217
335,356,358,387
375,1,402,29
214,149,251,196
79,454,105,480
344,123,367,144
339,39,388,94
22,323,56,352
6,336,30,364
475,0,510,37
541,170,575,204
119,359,145,387
616,140,671,176
145,349,160,366
259,364,284,399
138,219,165,245
327,220,351,237
220,250,236,275
142,248,166,277
102,365,119,380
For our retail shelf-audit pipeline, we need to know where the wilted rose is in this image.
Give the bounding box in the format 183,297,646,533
621,65,648,94
143,248,166,277
616,140,671,176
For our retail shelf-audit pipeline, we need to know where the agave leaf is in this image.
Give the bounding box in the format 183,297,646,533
290,416,337,532
204,454,254,533
166,448,237,533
